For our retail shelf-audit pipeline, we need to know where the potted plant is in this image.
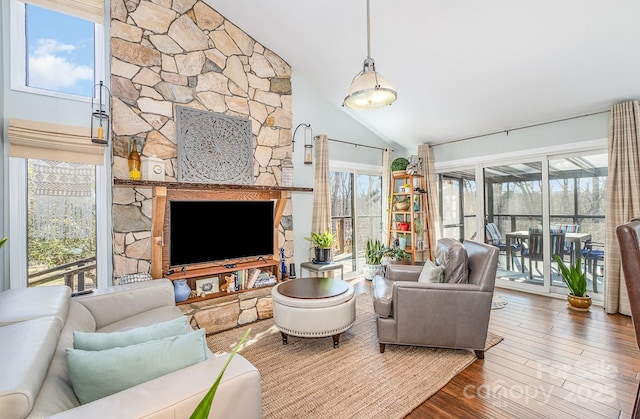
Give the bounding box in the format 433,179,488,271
378,245,409,265
363,239,383,281
391,157,409,175
305,231,336,263
394,196,411,211
554,255,591,311
397,233,407,250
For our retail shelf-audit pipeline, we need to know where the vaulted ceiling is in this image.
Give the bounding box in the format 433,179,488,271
210,0,640,150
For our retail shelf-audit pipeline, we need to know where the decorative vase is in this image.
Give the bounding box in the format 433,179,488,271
173,279,191,303
398,237,407,250
314,248,331,263
567,294,591,311
128,139,141,180
395,202,410,211
398,222,410,231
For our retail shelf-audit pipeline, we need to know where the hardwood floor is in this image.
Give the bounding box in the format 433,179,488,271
354,279,640,419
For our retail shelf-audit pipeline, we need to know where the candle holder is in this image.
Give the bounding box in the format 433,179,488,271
91,81,110,145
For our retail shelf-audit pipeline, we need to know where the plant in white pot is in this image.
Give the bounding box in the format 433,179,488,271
554,255,591,311
363,239,383,281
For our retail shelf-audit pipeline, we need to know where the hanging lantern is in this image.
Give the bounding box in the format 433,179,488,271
90,81,110,145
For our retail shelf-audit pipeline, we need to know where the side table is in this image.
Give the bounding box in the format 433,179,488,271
300,261,344,280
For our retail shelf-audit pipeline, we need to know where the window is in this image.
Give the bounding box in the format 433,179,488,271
27,160,97,291
8,119,109,290
437,147,607,301
330,162,383,279
11,0,104,99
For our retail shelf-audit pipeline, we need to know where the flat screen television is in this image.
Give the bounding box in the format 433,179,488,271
169,200,274,267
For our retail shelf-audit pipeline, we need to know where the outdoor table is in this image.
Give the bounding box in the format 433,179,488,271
505,231,591,271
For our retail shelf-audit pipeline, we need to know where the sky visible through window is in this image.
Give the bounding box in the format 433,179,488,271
26,4,94,97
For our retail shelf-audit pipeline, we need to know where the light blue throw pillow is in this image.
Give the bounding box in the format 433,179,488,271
66,328,207,404
73,316,189,350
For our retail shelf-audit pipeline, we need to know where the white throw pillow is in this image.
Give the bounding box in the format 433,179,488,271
417,260,443,283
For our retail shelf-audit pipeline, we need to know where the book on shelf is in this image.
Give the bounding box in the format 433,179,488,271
253,274,277,288
237,269,249,291
246,268,261,289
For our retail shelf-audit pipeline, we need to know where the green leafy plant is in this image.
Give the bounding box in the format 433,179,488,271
0,237,6,249
391,157,409,172
305,231,336,249
377,245,409,261
190,328,251,419
554,255,587,297
365,239,383,265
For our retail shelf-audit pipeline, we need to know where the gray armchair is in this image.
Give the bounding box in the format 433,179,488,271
372,239,499,358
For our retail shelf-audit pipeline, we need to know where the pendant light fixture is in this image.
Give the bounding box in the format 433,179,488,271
343,0,397,110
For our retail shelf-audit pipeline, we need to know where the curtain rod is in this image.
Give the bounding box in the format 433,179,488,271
316,136,390,152
432,109,611,147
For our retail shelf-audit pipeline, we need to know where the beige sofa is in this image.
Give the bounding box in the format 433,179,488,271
0,279,261,419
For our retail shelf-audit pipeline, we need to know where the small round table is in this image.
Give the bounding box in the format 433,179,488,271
271,277,356,348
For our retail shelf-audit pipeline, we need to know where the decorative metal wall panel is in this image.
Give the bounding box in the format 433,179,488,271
177,106,253,184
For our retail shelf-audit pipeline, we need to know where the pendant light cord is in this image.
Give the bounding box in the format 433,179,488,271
366,0,371,59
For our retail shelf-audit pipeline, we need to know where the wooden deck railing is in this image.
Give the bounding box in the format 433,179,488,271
28,257,97,291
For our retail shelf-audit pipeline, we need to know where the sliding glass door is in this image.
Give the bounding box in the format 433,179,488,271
484,161,544,288
438,168,477,242
548,153,607,301
437,148,607,299
330,164,383,279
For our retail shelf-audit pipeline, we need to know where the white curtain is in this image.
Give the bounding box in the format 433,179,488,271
605,100,640,315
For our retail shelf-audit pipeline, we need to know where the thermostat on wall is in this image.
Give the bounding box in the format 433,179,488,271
141,155,165,181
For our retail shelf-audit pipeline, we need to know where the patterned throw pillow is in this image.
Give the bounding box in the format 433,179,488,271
118,272,152,285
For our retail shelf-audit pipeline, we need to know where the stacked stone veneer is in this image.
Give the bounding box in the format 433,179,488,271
178,286,273,334
109,0,292,330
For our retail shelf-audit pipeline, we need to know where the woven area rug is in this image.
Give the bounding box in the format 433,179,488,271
207,293,502,419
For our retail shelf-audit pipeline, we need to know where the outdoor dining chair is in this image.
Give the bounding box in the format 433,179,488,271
523,227,567,279
485,222,522,269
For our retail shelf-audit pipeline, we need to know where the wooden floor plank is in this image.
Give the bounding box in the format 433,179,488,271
350,283,640,419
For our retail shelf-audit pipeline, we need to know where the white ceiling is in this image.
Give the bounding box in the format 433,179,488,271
210,0,640,150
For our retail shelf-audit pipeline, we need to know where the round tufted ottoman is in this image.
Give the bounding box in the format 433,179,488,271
271,277,356,348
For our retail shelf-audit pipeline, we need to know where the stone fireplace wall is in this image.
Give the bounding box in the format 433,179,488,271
109,0,293,280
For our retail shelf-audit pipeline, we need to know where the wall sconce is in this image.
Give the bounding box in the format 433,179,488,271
304,139,313,165
293,123,313,164
91,81,111,145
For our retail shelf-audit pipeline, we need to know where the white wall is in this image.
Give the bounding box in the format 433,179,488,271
432,112,610,163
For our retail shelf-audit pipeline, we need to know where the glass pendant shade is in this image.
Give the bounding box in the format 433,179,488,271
343,0,397,110
344,58,397,109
